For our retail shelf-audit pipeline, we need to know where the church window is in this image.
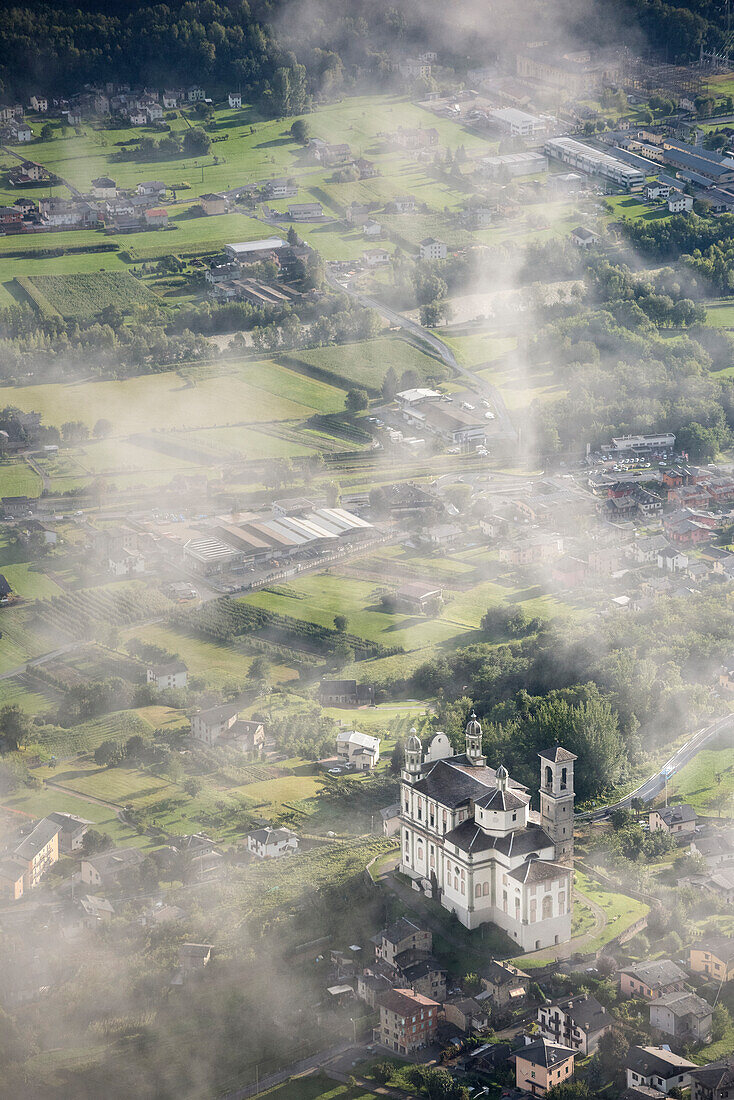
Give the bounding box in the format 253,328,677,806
503,890,508,913
475,883,481,899
545,765,553,789
561,766,567,790
530,899,537,922
417,842,423,861
512,812,517,822
442,810,447,832
542,895,553,919
417,802,422,821
429,807,435,827
483,882,489,896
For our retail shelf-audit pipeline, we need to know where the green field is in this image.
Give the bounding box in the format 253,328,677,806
0,462,42,499
280,336,445,391
260,1076,380,1100
668,742,734,815
574,870,650,952
24,271,156,318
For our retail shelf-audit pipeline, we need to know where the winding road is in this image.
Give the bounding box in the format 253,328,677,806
576,711,733,821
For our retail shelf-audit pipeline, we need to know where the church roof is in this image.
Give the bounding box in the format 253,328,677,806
508,859,571,884
475,787,529,811
409,757,527,809
444,819,554,857
538,745,577,763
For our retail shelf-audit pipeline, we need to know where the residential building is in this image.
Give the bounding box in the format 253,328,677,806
91,176,117,199
400,720,574,945
511,1037,576,1096
481,959,530,1009
79,847,145,889
336,730,380,770
668,190,694,214
190,703,264,754
377,987,439,1053
227,92,242,108
0,860,26,900
537,993,613,1055
247,827,299,859
363,247,390,266
179,942,213,972
690,1057,734,1100
374,917,432,967
137,180,166,198
625,1046,697,1095
287,201,323,220
649,991,713,1043
649,803,697,836
187,86,206,101
619,960,688,1000
262,178,298,199
44,811,90,853
399,58,432,80
397,956,447,1002
393,196,417,213
689,937,734,982
444,997,489,1033
516,47,621,95
199,192,227,216
12,818,60,891
395,582,443,612
144,207,168,228
363,218,382,236
146,661,188,691
690,833,734,868
644,180,672,199
29,95,48,113
419,237,447,260
318,679,374,706
570,226,599,247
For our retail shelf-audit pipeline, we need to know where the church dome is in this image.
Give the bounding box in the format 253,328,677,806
407,732,422,753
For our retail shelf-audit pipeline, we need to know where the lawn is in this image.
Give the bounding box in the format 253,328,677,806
0,462,42,499
0,782,157,849
0,530,64,600
476,357,567,414
667,740,734,815
574,870,650,953
704,299,734,331
279,336,446,391
0,357,345,434
604,194,669,224
121,623,298,689
441,332,519,368
35,759,177,807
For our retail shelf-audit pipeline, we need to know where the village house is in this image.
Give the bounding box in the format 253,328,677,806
393,127,439,151
187,85,206,101
511,1037,576,1096
199,193,228,216
78,894,115,927
190,703,265,754
376,987,439,1053
649,803,697,837
146,661,188,691
357,972,393,1007
689,937,734,983
690,833,734,868
419,237,447,260
179,942,213,973
246,827,299,859
396,956,447,1002
137,180,166,199
690,1057,734,1100
537,993,613,1056
144,207,168,228
336,729,381,771
363,247,390,266
570,226,599,247
345,201,370,225
79,847,145,890
10,818,60,892
227,92,242,108
44,811,90,853
373,917,432,968
262,178,298,199
626,1046,697,1095
444,996,489,1033
318,679,374,706
395,582,443,613
287,201,323,220
0,860,25,900
668,190,694,214
481,959,530,1009
363,218,382,237
619,960,687,1000
355,157,379,178
649,990,713,1044
29,94,48,113
162,90,179,108
392,195,418,214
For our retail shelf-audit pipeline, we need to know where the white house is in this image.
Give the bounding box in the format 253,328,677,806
363,247,390,266
228,92,242,108
146,661,188,691
400,719,574,948
419,237,447,260
657,546,688,572
247,827,299,859
668,191,693,214
190,703,265,754
29,95,48,113
137,180,166,198
393,196,417,214
570,226,599,247
363,219,382,237
91,176,117,199
162,90,179,109
336,729,381,770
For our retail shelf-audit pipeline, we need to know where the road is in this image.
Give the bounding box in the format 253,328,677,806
221,1042,353,1100
324,266,517,442
576,711,733,821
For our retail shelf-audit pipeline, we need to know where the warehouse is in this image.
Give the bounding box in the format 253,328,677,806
480,151,547,178
544,137,644,190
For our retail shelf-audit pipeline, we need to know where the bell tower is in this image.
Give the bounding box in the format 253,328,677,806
538,745,576,863
402,729,423,783
465,712,485,767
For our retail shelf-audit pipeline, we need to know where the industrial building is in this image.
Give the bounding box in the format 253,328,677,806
488,107,546,137
544,137,645,190
479,151,548,179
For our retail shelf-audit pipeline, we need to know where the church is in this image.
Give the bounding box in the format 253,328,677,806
399,715,575,951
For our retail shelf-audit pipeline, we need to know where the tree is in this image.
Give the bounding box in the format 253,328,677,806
382,366,398,402
712,1003,731,1041
597,1026,629,1073
287,225,299,246
81,828,113,856
94,739,125,767
61,420,89,444
183,127,211,156
372,1062,393,1086
345,388,369,414
390,737,405,773
333,614,348,632
248,655,271,682
40,122,53,141
93,418,112,439
290,118,309,143
184,776,203,797
0,705,32,752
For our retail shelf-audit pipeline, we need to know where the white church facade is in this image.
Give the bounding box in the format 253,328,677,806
399,716,575,951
